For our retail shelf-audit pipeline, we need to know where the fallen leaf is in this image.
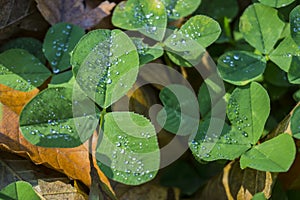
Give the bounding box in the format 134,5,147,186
0,103,112,190
0,83,114,197
35,180,86,200
0,0,49,42
0,150,87,199
35,0,116,29
0,150,69,189
197,161,274,200
0,0,34,29
0,84,39,115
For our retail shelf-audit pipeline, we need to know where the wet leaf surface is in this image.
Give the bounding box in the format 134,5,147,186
0,103,113,192
97,112,160,185
217,51,266,86
43,22,85,73
112,0,167,41
71,29,139,108
0,49,51,92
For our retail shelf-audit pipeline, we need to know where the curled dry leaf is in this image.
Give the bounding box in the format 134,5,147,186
0,84,113,194
35,0,116,29
197,160,274,200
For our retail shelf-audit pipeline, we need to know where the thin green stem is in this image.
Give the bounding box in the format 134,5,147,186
99,108,107,132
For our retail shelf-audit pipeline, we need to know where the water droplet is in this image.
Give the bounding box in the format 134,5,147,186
116,142,121,147
30,131,36,135
233,54,240,60
53,68,60,74
242,131,248,137
145,13,153,19
56,52,61,57
47,135,52,139
106,78,112,84
51,61,57,66
66,24,72,29
203,153,210,158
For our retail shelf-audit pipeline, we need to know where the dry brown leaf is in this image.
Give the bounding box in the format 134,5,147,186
0,104,112,191
0,84,39,115
35,0,116,29
197,161,274,200
0,0,34,29
35,180,86,200
0,150,87,199
0,84,114,196
0,150,69,189
0,0,49,42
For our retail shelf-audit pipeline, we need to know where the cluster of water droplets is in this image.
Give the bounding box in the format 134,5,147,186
46,24,73,74
228,98,251,137
181,25,202,40
25,121,73,141
76,32,128,98
22,88,75,142
100,131,155,182
168,32,188,48
133,39,149,56
162,0,181,18
292,15,300,34
1,50,46,90
222,54,242,68
190,132,221,159
131,3,163,35
0,65,11,75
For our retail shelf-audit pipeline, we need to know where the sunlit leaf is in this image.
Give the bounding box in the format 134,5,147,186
161,0,201,20
0,181,40,200
240,134,296,172
112,0,167,41
71,29,139,108
227,82,270,144
258,0,295,8
239,3,285,54
164,15,220,67
96,112,160,185
189,118,251,161
269,36,300,72
20,87,100,148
